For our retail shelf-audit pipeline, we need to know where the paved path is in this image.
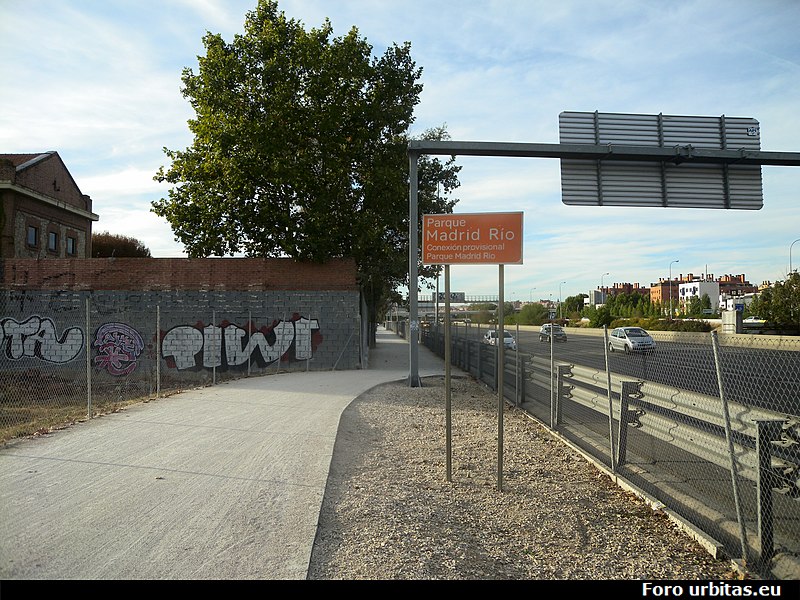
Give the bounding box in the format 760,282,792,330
0,327,455,580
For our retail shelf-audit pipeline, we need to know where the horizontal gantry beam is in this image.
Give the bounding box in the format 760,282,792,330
407,140,800,166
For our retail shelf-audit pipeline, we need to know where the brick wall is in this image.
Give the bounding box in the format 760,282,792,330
0,258,366,390
0,257,359,291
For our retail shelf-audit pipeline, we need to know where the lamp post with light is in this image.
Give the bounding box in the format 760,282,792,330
559,281,567,320
600,272,610,306
669,260,679,319
791,238,800,274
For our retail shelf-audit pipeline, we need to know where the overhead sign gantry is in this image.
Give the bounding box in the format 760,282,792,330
406,111,800,387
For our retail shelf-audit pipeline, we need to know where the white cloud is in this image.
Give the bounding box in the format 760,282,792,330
1,0,797,296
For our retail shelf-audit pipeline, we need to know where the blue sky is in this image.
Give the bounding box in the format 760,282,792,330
1,0,799,302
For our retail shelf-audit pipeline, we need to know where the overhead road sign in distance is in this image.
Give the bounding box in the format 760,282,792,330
559,111,764,210
437,291,466,302
422,212,523,265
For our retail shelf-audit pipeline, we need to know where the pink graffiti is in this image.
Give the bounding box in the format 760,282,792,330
93,323,145,376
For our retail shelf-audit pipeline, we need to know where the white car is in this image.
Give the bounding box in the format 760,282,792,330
608,327,655,354
483,329,517,350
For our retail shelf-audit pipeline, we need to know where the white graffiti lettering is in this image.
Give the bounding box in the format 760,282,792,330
161,318,320,371
1,316,84,363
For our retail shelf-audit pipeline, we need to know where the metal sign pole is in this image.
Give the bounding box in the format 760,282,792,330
408,151,421,386
445,265,452,482
497,264,504,491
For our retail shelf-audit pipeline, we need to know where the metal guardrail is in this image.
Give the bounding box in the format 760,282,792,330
531,356,798,488
410,324,800,579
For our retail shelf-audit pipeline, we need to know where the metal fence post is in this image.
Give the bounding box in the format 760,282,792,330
515,323,521,406
212,309,216,385
156,304,161,398
603,325,617,473
711,330,750,568
85,296,91,419
248,309,252,377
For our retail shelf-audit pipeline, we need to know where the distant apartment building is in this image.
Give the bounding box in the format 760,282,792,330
591,282,649,306
718,274,761,312
0,151,99,259
650,272,758,314
650,277,681,310
679,278,720,312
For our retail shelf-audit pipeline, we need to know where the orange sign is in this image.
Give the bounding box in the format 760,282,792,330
422,212,524,265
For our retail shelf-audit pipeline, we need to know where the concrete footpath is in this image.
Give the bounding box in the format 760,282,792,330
0,327,456,580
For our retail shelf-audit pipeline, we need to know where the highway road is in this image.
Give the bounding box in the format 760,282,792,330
443,323,800,417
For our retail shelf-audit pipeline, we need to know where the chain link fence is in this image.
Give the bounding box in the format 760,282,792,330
1,291,362,443
409,321,799,580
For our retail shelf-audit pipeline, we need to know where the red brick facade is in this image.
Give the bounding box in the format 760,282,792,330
0,257,359,291
0,152,98,259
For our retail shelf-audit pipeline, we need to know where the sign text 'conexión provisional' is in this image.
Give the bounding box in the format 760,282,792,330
422,212,524,265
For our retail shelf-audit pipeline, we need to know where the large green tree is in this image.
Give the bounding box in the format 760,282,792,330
152,0,459,344
749,273,800,333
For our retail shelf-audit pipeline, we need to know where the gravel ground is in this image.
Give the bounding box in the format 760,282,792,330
307,374,744,581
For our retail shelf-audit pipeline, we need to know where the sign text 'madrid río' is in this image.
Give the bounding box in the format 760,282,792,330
422,212,523,265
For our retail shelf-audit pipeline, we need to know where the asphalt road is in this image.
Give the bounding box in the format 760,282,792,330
451,324,799,415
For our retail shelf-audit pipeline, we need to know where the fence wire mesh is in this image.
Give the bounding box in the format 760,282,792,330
417,321,799,580
1,294,358,443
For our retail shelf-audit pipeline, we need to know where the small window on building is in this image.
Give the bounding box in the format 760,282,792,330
66,236,76,256
27,225,38,247
48,231,58,252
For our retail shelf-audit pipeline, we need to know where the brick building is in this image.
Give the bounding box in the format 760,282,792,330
0,152,99,259
651,273,758,314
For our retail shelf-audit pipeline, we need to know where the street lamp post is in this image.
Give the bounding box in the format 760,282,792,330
669,260,679,319
559,281,566,320
791,238,800,274
529,288,536,302
600,272,610,305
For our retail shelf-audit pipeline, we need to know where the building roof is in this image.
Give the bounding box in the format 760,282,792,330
0,151,57,170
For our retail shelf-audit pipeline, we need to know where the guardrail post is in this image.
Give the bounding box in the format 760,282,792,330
617,381,643,467
755,419,785,573
477,340,483,386
553,364,572,428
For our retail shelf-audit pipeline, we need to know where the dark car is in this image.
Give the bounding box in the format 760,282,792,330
539,324,567,342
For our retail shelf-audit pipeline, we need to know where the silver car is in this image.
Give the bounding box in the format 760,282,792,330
483,329,517,350
608,327,656,354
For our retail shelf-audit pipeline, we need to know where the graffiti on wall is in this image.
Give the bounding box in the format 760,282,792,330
93,322,145,376
1,313,324,373
161,315,321,371
0,315,84,363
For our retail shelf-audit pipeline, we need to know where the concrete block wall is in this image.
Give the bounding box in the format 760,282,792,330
1,288,362,392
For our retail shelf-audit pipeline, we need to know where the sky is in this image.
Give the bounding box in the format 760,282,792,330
2,0,799,303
